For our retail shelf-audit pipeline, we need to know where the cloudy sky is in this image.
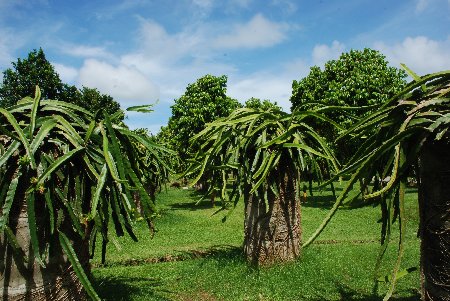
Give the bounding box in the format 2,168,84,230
1,0,449,133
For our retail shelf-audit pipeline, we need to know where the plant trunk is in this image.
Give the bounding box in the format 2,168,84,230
418,138,450,301
0,187,88,300
243,162,302,266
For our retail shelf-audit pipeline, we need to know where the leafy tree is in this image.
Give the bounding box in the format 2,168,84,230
290,48,407,163
164,74,241,170
0,48,122,119
0,87,171,300
73,86,123,118
304,70,450,300
0,48,64,107
185,107,338,265
244,97,282,111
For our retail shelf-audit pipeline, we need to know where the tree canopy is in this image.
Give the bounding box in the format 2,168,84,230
73,86,122,117
162,74,241,167
0,48,122,118
244,97,282,111
290,48,407,162
0,48,64,107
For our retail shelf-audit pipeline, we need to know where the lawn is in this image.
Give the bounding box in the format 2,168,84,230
91,183,421,301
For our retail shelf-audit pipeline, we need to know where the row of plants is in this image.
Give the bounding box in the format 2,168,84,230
0,47,448,300
185,69,450,301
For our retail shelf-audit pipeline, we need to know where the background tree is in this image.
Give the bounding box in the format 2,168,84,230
163,74,241,172
304,70,450,300
0,49,122,119
184,107,338,265
290,48,407,163
0,48,64,107
73,86,123,118
244,97,282,111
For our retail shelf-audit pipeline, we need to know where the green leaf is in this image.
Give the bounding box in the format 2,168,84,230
32,147,84,190
100,123,123,183
53,115,84,147
30,119,57,153
84,120,96,144
59,232,101,301
126,104,154,113
282,143,332,159
42,100,94,118
89,164,108,220
29,86,41,138
26,193,45,267
0,169,21,230
400,63,426,92
0,108,36,169
0,140,20,168
250,151,277,194
55,187,84,237
44,189,55,234
4,226,28,262
377,267,418,283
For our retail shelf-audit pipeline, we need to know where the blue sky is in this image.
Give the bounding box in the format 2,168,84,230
1,0,449,133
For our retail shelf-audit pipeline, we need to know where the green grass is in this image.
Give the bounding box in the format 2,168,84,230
91,184,421,301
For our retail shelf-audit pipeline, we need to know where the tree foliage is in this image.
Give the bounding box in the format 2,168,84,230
162,74,241,170
290,48,407,162
74,86,122,117
0,48,122,118
244,97,282,111
0,48,64,107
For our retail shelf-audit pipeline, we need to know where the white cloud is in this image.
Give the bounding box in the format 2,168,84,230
416,0,430,12
122,50,237,103
119,18,238,103
77,59,159,106
312,40,345,67
53,63,78,84
0,28,25,68
415,0,450,13
134,18,210,62
271,0,298,14
192,0,213,9
214,14,289,49
374,36,450,75
60,44,114,60
93,0,147,20
283,58,311,79
231,0,252,8
228,72,293,111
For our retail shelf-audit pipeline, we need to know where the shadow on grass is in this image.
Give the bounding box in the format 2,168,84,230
168,190,228,211
303,282,420,301
168,199,217,211
302,187,379,210
176,245,245,266
302,194,337,209
93,275,174,301
94,245,244,268
333,283,420,301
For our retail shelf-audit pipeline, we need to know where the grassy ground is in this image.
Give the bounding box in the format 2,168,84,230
91,184,421,301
